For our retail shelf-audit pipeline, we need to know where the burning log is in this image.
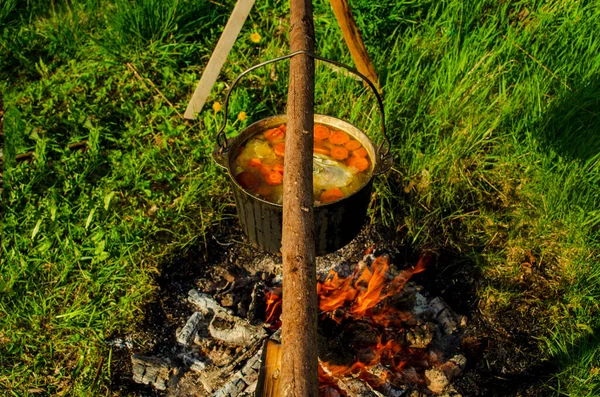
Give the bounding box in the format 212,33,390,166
176,312,204,347
131,354,175,391
336,377,374,397
361,364,406,397
209,311,267,347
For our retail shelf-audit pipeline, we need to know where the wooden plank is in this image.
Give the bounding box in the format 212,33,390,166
256,340,283,397
184,0,256,119
280,0,318,394
329,0,379,90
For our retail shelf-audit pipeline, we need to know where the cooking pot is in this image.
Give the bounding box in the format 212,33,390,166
213,51,392,256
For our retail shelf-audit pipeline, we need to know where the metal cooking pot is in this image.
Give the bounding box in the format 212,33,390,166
213,51,392,256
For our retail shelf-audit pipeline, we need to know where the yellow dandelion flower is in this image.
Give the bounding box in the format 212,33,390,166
237,111,247,121
212,101,222,112
250,32,261,43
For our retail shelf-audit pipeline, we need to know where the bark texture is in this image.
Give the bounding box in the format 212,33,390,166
280,0,318,394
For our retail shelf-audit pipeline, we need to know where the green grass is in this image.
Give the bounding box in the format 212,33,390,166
2,0,600,395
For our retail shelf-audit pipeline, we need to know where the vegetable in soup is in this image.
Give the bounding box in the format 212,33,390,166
232,123,372,205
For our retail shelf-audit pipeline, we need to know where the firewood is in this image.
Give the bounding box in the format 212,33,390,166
425,368,449,395
363,364,406,397
131,354,174,391
255,339,282,397
335,376,374,397
428,297,458,335
209,311,267,347
213,347,263,397
181,353,209,374
189,289,233,316
176,312,204,347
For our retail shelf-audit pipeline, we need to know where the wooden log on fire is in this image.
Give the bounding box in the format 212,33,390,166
280,0,318,394
362,364,406,397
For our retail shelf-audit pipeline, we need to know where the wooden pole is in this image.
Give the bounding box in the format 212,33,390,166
329,0,379,90
280,0,318,394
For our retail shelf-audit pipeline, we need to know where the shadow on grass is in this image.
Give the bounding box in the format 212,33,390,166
536,77,600,163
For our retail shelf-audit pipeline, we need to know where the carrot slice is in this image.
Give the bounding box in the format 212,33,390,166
248,158,262,170
236,172,260,190
273,143,286,157
330,146,349,160
264,128,285,142
259,164,272,176
279,124,287,133
265,171,283,186
347,156,370,172
314,125,330,141
329,130,350,145
344,140,362,151
272,164,284,174
352,147,368,158
320,188,344,204
314,146,330,156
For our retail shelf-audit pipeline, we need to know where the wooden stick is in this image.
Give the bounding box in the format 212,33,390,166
280,0,318,394
184,0,256,119
329,0,379,90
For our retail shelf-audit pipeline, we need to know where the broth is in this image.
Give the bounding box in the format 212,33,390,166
232,123,372,205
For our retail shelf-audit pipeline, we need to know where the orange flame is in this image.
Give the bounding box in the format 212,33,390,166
265,255,431,392
318,255,428,323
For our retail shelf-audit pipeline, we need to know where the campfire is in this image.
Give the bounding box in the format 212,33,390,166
128,250,467,396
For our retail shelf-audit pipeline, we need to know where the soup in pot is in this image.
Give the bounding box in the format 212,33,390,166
231,123,372,205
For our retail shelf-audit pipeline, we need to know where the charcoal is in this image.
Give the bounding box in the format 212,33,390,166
131,354,174,391
188,289,233,317
209,311,267,347
176,312,204,347
429,297,458,335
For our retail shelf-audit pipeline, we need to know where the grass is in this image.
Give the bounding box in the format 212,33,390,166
1,0,599,395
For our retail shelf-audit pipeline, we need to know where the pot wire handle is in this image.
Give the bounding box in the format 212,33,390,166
215,50,391,165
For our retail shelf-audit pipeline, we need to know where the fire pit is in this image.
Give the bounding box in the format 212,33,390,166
124,243,468,396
